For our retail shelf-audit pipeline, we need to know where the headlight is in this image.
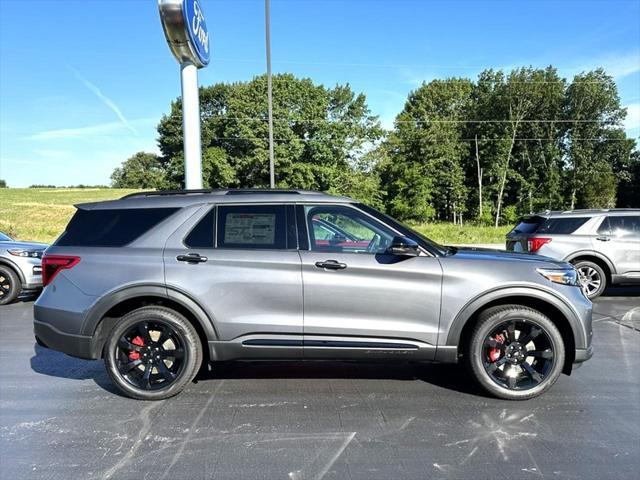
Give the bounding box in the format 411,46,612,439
537,267,580,286
7,248,43,259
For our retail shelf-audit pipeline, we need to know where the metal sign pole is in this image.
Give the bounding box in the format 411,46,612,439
159,0,210,190
181,63,203,189
265,0,275,189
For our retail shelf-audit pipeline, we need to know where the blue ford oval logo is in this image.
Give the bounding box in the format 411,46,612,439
183,0,210,66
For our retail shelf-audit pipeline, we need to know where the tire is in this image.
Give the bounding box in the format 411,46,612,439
572,260,606,299
104,306,203,400
466,305,565,400
0,265,21,306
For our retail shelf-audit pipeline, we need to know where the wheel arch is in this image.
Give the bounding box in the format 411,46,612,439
83,284,217,360
446,288,586,375
565,250,615,278
0,257,26,284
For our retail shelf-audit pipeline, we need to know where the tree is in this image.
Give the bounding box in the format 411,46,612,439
156,74,383,201
0,179,7,188
111,152,167,189
564,69,632,209
381,78,473,222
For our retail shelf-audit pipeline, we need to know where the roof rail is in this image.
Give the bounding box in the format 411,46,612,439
120,189,225,199
121,188,323,200
225,189,302,195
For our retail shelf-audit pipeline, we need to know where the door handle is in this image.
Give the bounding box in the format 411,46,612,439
176,253,208,263
315,260,347,270
596,236,611,242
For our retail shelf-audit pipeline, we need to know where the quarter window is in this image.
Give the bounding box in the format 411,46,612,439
217,205,289,249
305,205,395,254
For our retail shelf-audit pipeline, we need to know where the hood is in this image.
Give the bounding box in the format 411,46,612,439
1,240,49,250
448,246,568,267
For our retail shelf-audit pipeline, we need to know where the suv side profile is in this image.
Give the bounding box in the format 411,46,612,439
34,190,593,401
506,209,640,299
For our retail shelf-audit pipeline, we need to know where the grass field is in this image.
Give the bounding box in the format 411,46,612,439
0,188,511,245
0,188,139,243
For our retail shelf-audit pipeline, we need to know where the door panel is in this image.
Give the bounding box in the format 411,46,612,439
164,204,303,348
593,216,640,276
298,204,443,359
300,251,442,348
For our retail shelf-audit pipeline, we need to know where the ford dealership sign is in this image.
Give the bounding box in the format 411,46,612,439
159,0,210,68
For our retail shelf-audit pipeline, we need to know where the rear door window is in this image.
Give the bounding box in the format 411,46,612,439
56,208,178,247
216,205,292,249
537,217,590,234
607,216,640,236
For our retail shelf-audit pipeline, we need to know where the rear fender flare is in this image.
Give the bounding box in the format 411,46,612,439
564,250,616,275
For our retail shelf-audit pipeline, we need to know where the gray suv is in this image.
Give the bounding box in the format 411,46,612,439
506,209,640,299
34,190,593,401
0,232,47,305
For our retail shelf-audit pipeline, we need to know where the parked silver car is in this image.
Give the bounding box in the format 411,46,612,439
34,190,592,400
506,209,640,299
0,232,47,305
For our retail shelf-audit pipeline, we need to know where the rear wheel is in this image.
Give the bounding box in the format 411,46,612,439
466,305,565,400
104,306,202,400
572,260,606,299
0,266,21,305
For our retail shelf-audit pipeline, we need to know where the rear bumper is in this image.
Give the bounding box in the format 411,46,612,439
33,319,94,359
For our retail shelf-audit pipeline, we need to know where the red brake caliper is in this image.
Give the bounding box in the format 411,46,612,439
488,334,504,362
128,336,145,360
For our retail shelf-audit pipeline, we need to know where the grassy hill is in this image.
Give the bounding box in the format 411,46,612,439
0,188,139,243
0,188,510,245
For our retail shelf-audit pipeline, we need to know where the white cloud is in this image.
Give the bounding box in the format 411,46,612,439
27,121,128,140
67,65,138,135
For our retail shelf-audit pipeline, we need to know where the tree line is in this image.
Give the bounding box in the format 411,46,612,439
111,67,639,225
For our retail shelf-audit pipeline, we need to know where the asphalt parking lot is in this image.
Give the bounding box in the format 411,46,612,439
1,290,639,480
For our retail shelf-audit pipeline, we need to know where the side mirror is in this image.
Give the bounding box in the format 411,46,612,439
385,236,420,257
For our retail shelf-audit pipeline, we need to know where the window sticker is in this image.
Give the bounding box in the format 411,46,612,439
224,213,276,244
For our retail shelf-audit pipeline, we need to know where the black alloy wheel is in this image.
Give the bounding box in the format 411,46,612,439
482,319,555,391
0,266,20,305
467,305,565,400
104,306,202,400
115,320,186,390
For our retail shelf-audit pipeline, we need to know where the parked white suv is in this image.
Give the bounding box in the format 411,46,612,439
506,209,640,299
0,232,47,305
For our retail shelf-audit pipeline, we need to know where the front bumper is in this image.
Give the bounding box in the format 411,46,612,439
574,345,594,363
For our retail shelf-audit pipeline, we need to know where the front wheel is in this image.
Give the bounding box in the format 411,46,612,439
0,265,21,305
104,306,203,400
466,305,565,400
573,260,606,299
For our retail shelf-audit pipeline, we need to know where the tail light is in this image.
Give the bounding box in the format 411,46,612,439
42,255,80,287
527,237,551,253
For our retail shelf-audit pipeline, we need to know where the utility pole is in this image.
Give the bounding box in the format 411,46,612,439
265,0,275,188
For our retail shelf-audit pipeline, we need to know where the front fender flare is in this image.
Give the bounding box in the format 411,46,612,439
444,286,589,350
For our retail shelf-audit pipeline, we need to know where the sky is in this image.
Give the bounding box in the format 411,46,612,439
1,0,639,187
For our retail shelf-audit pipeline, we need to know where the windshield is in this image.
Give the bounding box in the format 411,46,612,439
0,232,13,242
356,204,448,256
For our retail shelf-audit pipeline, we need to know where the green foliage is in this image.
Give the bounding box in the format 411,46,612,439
113,69,638,223
111,152,168,189
156,74,383,206
0,179,7,188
